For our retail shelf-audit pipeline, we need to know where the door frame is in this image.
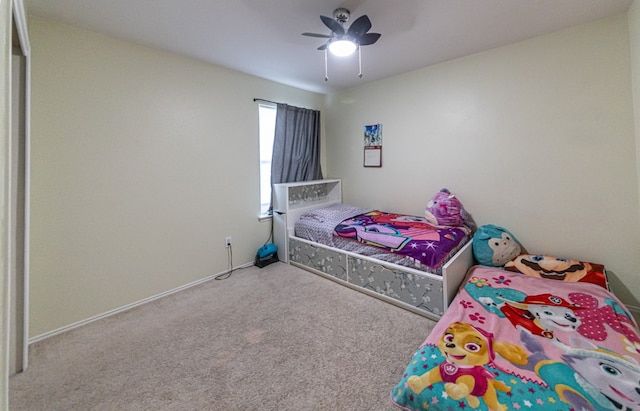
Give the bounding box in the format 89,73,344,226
9,0,31,373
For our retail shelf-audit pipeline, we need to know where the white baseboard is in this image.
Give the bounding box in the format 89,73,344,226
29,263,640,344
29,262,254,344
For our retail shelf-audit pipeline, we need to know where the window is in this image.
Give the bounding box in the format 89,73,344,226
258,104,276,216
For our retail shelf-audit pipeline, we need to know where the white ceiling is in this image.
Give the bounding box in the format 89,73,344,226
24,0,634,94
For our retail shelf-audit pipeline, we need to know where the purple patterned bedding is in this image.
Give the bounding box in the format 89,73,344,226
335,211,471,269
294,204,472,274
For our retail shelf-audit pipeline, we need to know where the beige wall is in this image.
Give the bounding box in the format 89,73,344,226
26,11,640,338
325,14,640,308
630,1,640,219
28,16,324,338
1,0,11,405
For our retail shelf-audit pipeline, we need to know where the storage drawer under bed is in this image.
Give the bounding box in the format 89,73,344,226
288,237,348,282
288,237,446,317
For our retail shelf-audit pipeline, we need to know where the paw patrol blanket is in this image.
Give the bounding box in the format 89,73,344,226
390,265,640,411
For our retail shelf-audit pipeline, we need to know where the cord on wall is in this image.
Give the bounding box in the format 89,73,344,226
214,244,235,280
265,213,274,246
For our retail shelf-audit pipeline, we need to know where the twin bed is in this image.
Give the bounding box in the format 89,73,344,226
273,179,474,319
390,264,640,411
273,179,640,411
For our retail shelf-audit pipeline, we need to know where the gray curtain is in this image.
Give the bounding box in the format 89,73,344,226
271,103,323,188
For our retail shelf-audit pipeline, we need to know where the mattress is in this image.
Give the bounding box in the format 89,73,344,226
390,265,640,410
294,203,472,275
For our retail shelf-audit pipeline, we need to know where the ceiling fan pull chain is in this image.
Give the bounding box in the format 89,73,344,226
358,46,363,78
324,48,329,81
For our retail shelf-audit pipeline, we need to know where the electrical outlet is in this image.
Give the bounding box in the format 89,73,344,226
225,237,232,247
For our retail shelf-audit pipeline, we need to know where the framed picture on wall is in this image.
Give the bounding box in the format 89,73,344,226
364,124,382,167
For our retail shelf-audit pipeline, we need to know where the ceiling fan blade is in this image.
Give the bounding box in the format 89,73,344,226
347,15,372,38
320,15,345,35
358,32,381,46
317,44,327,51
302,32,332,38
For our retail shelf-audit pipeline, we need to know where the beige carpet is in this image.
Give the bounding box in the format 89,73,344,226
10,262,437,410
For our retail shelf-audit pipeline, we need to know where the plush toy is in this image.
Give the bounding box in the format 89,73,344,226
473,224,523,267
424,188,468,227
505,255,591,282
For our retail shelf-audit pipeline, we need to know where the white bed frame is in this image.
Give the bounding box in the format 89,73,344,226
272,179,474,320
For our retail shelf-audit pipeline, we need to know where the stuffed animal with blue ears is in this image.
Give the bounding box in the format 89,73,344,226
472,224,523,267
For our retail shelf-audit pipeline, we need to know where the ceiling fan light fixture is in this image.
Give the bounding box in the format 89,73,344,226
302,8,381,79
328,39,357,56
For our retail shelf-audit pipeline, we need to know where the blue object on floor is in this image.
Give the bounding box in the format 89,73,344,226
255,243,278,268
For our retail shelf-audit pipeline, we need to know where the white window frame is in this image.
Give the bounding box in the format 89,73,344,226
258,104,276,217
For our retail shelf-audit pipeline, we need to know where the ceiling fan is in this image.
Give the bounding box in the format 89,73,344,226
302,8,381,81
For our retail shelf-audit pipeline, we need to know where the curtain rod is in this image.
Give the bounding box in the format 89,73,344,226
253,98,280,105
253,98,316,112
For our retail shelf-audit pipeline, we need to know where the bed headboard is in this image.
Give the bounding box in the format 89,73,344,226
272,179,341,262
